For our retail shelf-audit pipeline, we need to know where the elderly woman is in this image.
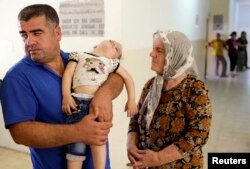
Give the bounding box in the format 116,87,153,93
127,30,212,169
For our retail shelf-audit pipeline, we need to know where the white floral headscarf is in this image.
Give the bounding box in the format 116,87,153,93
141,30,198,129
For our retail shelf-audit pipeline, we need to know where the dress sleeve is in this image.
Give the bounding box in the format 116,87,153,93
68,51,81,62
111,58,120,72
172,79,212,158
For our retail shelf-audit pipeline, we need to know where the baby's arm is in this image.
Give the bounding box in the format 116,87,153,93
116,65,138,117
62,61,78,115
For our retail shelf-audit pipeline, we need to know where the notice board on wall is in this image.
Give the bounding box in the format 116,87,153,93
59,0,104,37
213,14,223,31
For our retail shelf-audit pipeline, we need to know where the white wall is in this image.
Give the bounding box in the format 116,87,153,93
0,0,210,168
121,0,209,49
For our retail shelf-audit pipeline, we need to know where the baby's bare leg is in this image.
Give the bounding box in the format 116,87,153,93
67,158,84,169
91,145,106,169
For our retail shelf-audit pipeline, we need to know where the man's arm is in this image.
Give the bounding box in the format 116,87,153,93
9,113,112,148
89,73,124,122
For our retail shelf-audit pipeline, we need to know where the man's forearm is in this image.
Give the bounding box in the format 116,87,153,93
96,73,124,100
90,73,124,122
9,114,112,148
9,121,78,148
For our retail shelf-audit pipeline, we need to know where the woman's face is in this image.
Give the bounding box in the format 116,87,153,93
150,37,165,74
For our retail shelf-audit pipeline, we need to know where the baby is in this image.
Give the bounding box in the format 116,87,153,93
62,40,138,169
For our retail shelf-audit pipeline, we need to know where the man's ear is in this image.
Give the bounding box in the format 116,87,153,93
55,26,62,41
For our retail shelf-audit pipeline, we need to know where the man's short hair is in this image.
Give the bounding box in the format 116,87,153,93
18,4,59,27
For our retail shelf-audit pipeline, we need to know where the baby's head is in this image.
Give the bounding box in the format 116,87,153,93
93,40,122,59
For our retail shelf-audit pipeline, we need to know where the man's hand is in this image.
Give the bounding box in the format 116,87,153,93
89,73,124,122
89,95,113,122
8,114,111,148
76,113,112,145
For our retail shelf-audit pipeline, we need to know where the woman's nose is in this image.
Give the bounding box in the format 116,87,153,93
150,50,156,58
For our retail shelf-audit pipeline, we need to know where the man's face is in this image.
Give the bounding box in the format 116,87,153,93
18,15,61,64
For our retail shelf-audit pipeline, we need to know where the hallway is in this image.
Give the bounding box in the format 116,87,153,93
0,70,250,169
203,69,250,168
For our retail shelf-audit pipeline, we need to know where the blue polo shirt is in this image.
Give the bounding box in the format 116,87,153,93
0,79,2,100
0,50,110,169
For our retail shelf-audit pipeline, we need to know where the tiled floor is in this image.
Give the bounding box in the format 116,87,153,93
1,70,250,169
0,147,31,169
202,70,250,168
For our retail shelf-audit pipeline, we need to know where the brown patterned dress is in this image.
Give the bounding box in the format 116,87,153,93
128,75,212,169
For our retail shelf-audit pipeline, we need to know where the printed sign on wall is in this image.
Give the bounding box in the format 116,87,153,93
59,0,104,37
213,15,223,31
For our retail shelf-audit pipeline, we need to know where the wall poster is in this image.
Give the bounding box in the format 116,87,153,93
213,14,223,31
59,0,105,37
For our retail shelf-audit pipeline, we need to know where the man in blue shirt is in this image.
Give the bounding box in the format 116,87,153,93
0,4,123,169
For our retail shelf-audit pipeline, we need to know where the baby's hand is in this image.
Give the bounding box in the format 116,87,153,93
62,95,79,115
124,101,138,117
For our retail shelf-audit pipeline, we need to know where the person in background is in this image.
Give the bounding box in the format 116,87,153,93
62,40,138,169
127,30,212,168
226,31,238,77
0,4,124,169
237,31,249,70
207,33,227,77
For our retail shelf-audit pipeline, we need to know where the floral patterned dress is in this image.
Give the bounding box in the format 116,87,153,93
128,75,212,169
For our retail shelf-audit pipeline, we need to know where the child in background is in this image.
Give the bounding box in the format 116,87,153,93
62,40,138,169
